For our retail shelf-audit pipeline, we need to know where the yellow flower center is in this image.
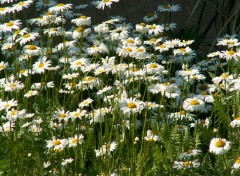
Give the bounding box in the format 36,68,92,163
199,84,207,90
75,61,83,65
69,82,76,87
38,63,44,68
149,25,156,29
147,138,154,142
71,138,78,144
0,65,3,69
183,161,191,167
190,100,199,105
23,33,30,38
164,5,171,9
76,27,83,32
201,91,208,95
179,110,186,115
179,48,186,52
227,50,235,55
11,110,18,115
53,140,61,146
149,38,157,42
79,15,87,19
127,39,134,44
125,47,132,52
150,63,158,68
73,112,80,117
235,157,240,164
104,0,110,3
163,82,170,86
186,150,193,154
215,140,225,147
18,2,25,6
44,0,50,4
0,8,5,11
235,117,240,120
5,104,10,108
59,113,66,118
159,44,166,48
147,13,153,18
7,22,14,27
128,102,137,109
139,22,146,27
220,73,229,79
10,83,16,88
57,3,64,6
27,45,37,50
45,11,53,15
85,76,94,81
131,67,138,72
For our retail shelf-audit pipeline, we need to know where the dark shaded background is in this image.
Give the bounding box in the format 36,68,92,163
60,0,239,55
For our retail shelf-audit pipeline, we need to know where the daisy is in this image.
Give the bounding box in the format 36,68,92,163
24,44,42,57
144,130,160,142
110,25,129,40
154,43,170,52
46,137,68,151
16,32,40,45
143,12,158,23
12,0,33,12
182,98,205,112
145,62,165,75
230,117,240,128
43,27,63,37
147,24,164,36
62,158,74,166
217,38,240,48
232,157,240,171
35,0,57,10
0,61,8,71
24,90,39,98
0,20,22,33
32,57,51,74
135,22,148,34
87,43,108,56
69,109,87,120
62,73,79,80
0,7,11,16
49,3,72,14
0,121,15,132
3,79,25,92
163,22,177,31
173,160,200,170
0,99,18,111
178,40,194,47
31,81,54,89
116,46,135,58
190,118,210,128
179,150,202,160
42,11,57,23
220,49,240,62
71,15,91,26
120,97,145,115
158,4,181,12
68,134,84,148
209,138,231,155
95,141,117,157
121,37,142,47
94,23,109,34
72,27,91,39
93,0,119,10
79,98,93,108
54,109,70,123
168,110,195,121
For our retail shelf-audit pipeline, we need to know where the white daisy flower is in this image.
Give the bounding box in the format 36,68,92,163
95,141,117,157
144,130,160,142
209,138,231,155
92,0,119,10
182,98,205,112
